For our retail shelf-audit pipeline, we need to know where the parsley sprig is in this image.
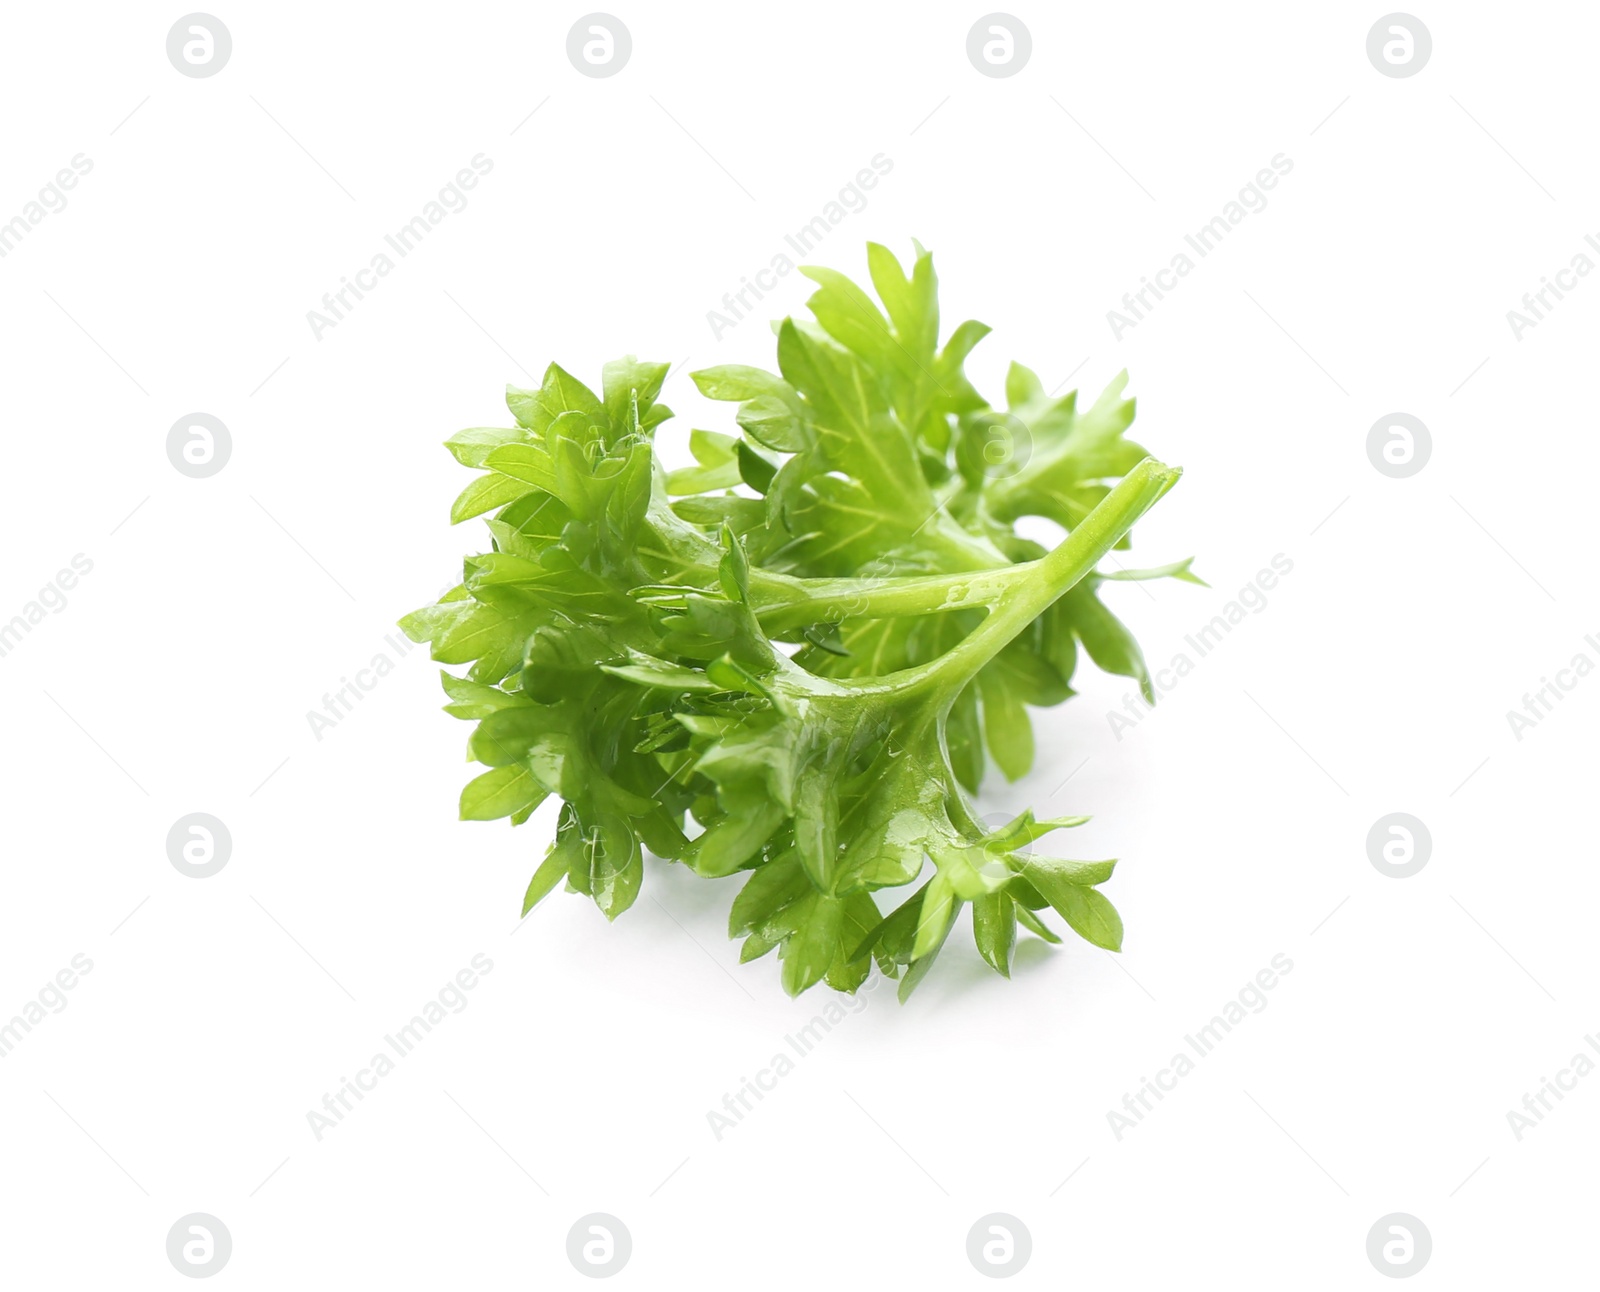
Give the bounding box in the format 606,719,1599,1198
402,243,1194,999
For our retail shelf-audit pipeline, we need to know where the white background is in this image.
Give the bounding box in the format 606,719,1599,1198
1,1,1595,1286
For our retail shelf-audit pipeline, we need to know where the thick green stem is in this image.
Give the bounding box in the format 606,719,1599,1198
885,457,1182,701
645,461,1179,664
750,565,1013,633
639,506,1009,624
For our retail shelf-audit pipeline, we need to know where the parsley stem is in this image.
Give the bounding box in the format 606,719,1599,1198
751,566,1014,633
890,457,1180,700
750,462,1179,640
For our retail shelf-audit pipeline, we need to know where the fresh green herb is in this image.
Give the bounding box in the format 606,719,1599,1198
401,242,1196,999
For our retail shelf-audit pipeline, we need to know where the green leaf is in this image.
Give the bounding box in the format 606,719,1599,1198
522,843,569,915
585,816,644,920
828,891,881,992
799,264,897,371
979,671,1034,781
1017,854,1118,891
541,362,606,422
602,355,669,432
558,808,643,920
671,493,766,529
1102,556,1208,586
899,907,955,1002
446,426,527,468
912,870,957,962
430,602,531,682
602,656,722,693
1015,904,1062,944
736,440,777,494
1021,868,1123,951
973,890,1017,976
469,707,564,770
740,933,777,962
865,242,936,356
717,525,751,602
781,893,842,997
666,429,740,495
460,765,547,821
849,884,927,964
736,394,810,452
729,854,810,937
692,365,800,407
1004,361,1045,408
450,472,530,524
1062,582,1154,703
684,800,786,878
439,672,532,719
484,442,557,492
